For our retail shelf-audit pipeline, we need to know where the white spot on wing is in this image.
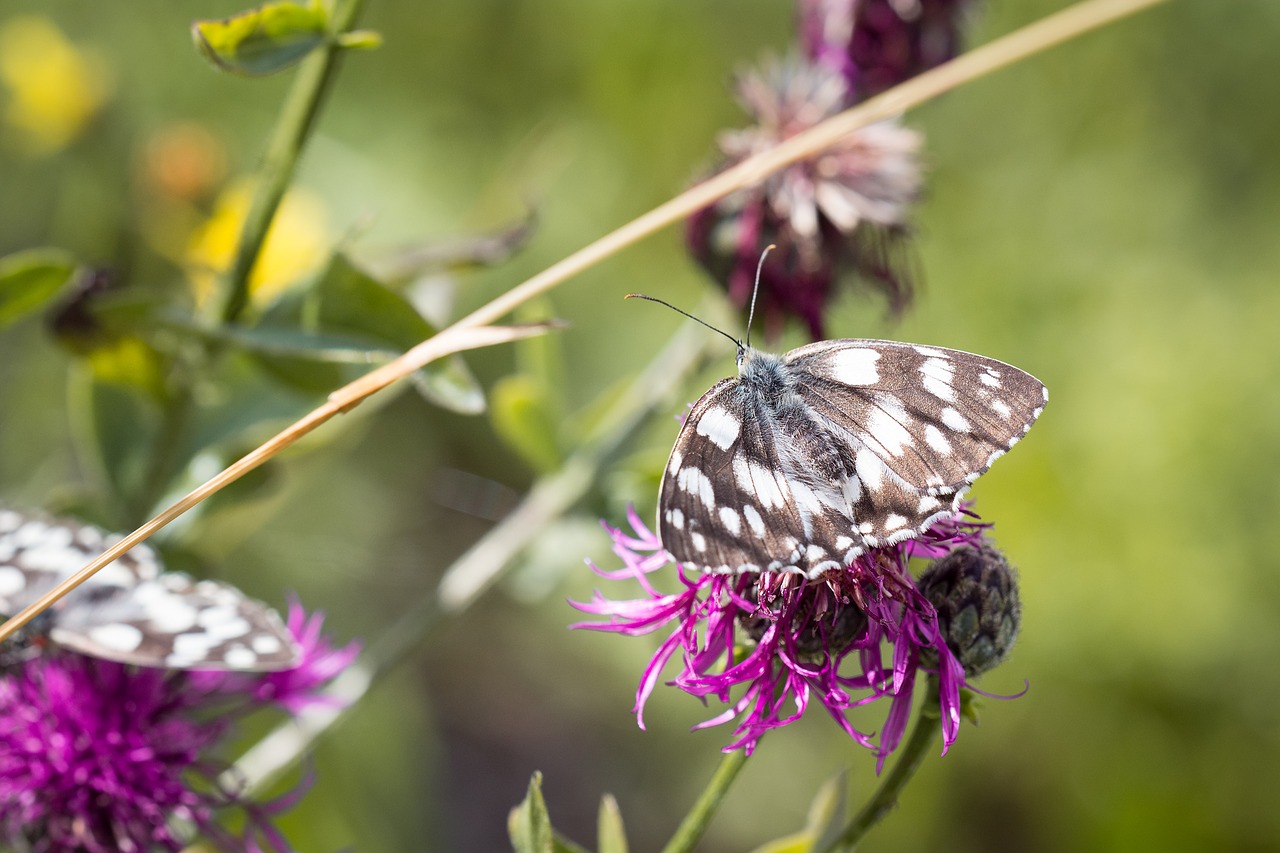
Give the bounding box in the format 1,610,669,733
252,635,283,654
828,348,881,385
148,602,198,633
940,407,971,433
0,566,25,597
88,623,144,653
223,646,258,669
745,461,788,509
867,407,913,457
718,507,741,537
855,450,887,491
695,406,741,450
884,513,908,531
665,508,685,530
919,357,956,402
667,450,683,476
991,399,1012,418
742,505,766,537
923,424,951,454
676,467,717,511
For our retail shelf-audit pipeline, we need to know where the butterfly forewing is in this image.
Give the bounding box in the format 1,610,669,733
658,339,1046,578
785,340,1046,492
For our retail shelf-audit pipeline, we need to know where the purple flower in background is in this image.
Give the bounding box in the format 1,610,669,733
799,0,974,102
0,600,357,852
575,506,1013,767
686,57,921,341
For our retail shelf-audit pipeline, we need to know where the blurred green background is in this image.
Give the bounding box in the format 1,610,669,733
2,0,1279,850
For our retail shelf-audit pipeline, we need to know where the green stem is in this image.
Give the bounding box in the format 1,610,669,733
659,749,752,853
132,0,369,519
819,678,942,853
210,0,367,325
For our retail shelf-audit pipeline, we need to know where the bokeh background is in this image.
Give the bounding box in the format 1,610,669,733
2,1,1278,850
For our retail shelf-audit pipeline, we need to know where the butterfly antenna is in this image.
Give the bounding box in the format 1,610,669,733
744,244,775,349
625,294,740,349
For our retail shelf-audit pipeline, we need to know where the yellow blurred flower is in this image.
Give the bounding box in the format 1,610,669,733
0,16,111,153
186,181,330,308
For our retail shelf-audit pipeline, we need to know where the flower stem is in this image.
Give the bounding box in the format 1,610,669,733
209,0,367,325
818,678,942,853
658,748,752,853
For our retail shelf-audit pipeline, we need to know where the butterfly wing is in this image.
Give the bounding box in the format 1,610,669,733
784,339,1047,494
658,378,860,576
0,510,161,614
658,340,1046,578
50,573,302,671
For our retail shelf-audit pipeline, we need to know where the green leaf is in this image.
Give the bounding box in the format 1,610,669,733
958,686,983,727
747,833,814,853
68,367,163,508
490,375,562,473
193,0,330,76
508,772,554,853
747,770,848,853
251,252,486,413
597,794,628,853
0,248,77,328
336,29,382,50
805,770,848,853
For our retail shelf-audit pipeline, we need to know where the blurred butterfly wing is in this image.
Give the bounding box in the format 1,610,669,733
50,574,301,671
0,511,161,613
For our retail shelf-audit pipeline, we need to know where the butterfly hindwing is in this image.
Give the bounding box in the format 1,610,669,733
50,574,301,671
0,510,301,671
0,510,161,614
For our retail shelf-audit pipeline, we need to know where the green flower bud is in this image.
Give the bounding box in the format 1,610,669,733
917,543,1021,677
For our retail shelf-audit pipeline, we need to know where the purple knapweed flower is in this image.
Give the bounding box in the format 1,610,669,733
574,505,1004,768
686,57,921,341
0,600,357,852
799,0,974,103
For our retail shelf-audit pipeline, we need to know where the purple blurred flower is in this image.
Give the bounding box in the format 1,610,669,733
686,57,921,341
0,600,357,852
574,506,997,768
799,0,974,102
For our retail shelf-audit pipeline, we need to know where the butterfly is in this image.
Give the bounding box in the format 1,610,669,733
0,510,301,670
651,326,1046,578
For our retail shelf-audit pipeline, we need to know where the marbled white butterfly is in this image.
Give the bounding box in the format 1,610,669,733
634,275,1047,578
0,510,301,670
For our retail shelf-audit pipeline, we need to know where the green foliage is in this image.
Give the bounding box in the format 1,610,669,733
253,252,485,413
596,794,629,853
0,248,77,328
509,772,555,853
509,773,629,853
747,771,847,853
192,0,331,76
